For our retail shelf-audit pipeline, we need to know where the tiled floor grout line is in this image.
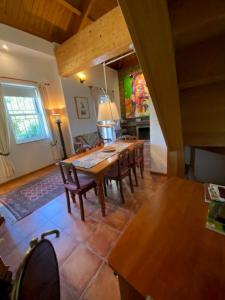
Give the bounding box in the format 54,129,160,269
78,260,105,300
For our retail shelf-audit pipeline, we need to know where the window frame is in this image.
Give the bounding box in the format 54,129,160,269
3,84,49,144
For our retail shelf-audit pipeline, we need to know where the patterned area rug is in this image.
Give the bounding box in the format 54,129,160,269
0,170,64,222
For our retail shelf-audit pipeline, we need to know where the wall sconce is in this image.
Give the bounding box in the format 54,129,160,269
77,72,86,84
51,109,67,160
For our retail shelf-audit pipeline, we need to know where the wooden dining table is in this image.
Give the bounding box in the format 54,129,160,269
108,177,225,300
63,140,145,216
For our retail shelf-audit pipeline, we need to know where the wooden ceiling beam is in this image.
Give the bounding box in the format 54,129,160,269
56,6,132,76
118,0,184,177
55,0,81,16
77,0,95,31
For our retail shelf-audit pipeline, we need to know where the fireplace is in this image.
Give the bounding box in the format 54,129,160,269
136,126,150,140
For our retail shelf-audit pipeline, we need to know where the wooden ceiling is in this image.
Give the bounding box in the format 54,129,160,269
108,52,139,71
0,0,118,43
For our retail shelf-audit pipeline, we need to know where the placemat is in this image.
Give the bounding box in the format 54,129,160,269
73,142,131,169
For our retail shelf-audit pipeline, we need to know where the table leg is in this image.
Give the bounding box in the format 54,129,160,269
96,176,106,217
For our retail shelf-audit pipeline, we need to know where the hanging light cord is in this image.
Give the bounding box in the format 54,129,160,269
103,62,108,94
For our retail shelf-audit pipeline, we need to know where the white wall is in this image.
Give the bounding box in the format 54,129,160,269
0,24,55,56
185,147,225,185
0,26,72,184
61,64,120,137
150,102,167,174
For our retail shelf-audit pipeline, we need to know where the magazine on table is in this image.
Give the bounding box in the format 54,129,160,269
207,184,225,202
206,201,225,235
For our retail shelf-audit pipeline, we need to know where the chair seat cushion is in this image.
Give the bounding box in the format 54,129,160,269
65,174,95,191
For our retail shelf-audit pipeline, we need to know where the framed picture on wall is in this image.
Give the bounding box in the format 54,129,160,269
74,96,90,119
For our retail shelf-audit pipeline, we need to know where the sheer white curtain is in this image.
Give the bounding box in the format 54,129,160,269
37,84,61,160
0,85,15,178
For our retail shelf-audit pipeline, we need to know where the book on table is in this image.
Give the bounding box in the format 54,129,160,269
205,183,225,203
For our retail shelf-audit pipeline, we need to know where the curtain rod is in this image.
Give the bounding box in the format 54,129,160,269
0,76,50,86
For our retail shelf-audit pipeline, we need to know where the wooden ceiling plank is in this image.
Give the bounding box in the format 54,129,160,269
118,0,184,177
168,0,225,48
77,0,95,31
55,0,81,16
47,0,61,40
22,0,35,35
176,34,225,90
55,6,132,76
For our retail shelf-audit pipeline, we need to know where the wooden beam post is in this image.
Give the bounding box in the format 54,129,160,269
55,0,81,16
55,6,132,76
77,0,95,31
118,0,184,176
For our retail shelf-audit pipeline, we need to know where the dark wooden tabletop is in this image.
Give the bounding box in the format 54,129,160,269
109,177,225,300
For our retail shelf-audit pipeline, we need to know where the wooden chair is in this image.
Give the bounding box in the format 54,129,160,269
75,146,92,154
128,144,144,186
58,161,97,221
118,135,138,141
134,143,144,179
105,149,134,203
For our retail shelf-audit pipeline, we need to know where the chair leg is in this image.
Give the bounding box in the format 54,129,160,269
71,192,76,203
140,161,144,178
94,186,98,196
104,179,107,197
132,166,138,186
84,192,87,199
129,170,134,193
65,189,71,213
78,194,85,221
119,180,125,203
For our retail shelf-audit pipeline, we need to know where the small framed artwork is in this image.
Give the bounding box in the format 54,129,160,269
74,96,90,119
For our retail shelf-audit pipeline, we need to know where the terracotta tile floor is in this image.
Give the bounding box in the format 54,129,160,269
0,159,167,299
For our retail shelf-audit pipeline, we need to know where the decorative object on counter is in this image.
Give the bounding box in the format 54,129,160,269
74,96,90,119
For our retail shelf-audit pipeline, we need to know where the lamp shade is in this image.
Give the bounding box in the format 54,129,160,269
98,102,119,121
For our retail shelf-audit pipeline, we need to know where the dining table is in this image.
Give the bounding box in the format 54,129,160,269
63,139,145,216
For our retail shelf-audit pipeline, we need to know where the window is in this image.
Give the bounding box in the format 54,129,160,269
2,83,49,144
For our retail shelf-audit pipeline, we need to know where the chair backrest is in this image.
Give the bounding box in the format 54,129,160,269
75,146,91,154
135,143,144,160
117,149,130,176
118,135,138,141
58,161,80,189
12,234,60,300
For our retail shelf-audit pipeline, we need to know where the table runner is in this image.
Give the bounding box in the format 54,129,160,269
73,143,131,169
